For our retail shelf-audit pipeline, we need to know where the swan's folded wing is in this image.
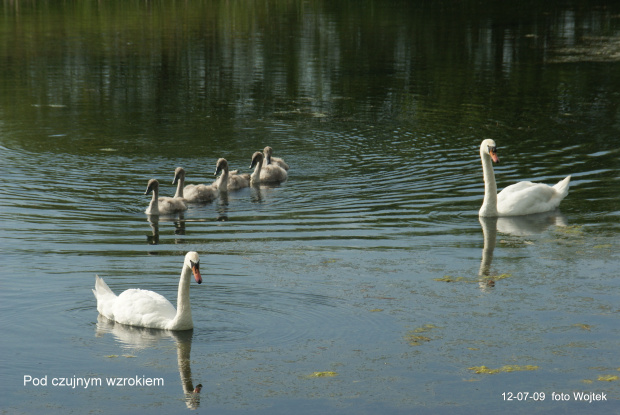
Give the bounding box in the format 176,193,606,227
113,289,177,329
497,181,560,216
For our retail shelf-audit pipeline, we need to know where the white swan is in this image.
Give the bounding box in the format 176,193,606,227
250,151,287,184
145,179,188,215
263,146,289,171
479,139,571,217
213,158,250,191
173,167,218,203
92,252,202,331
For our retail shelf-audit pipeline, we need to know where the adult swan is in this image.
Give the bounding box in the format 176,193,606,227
93,252,202,330
479,139,571,217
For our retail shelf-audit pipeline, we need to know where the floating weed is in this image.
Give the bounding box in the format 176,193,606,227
434,274,511,284
554,225,583,236
598,375,619,382
412,324,438,333
434,275,466,283
306,371,338,378
468,365,539,375
405,335,431,346
369,309,384,312
573,323,592,331
582,379,594,384
122,354,137,358
105,355,119,359
405,324,438,346
593,244,612,249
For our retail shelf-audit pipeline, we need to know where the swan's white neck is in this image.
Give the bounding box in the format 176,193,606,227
147,187,159,215
251,159,263,183
171,264,193,329
479,149,498,217
174,175,185,199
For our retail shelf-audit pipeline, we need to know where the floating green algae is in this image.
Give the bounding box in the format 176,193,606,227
434,275,466,283
468,365,539,375
573,323,592,331
307,371,338,378
598,375,619,382
405,324,438,346
434,274,511,283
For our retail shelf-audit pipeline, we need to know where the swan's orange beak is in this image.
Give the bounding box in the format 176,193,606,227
489,148,499,163
192,264,202,284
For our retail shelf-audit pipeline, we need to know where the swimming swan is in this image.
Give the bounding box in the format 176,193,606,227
145,179,188,215
173,167,218,203
92,252,202,331
479,139,571,217
213,158,250,191
263,146,289,171
250,151,288,184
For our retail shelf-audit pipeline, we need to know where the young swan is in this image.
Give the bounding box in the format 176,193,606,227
263,146,289,171
213,158,250,191
93,251,202,330
173,167,218,203
145,179,188,215
479,139,571,217
250,151,288,184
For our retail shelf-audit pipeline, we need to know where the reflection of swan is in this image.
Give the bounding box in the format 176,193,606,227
145,179,188,215
93,252,202,330
173,167,218,203
478,216,498,278
479,139,571,217
95,317,202,409
213,158,250,191
146,215,160,245
497,210,568,236
250,151,287,184
263,146,289,171
478,211,569,279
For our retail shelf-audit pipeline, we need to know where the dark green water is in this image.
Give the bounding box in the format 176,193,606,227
1,1,619,414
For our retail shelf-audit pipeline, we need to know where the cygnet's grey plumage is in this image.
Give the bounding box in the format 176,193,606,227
213,158,250,191
173,167,218,203
263,146,289,171
145,179,188,215
250,151,287,184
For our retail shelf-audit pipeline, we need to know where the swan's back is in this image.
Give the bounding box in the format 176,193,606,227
497,176,571,216
184,183,217,203
262,165,287,182
113,289,177,329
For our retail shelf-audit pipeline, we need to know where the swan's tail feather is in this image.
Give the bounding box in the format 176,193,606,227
553,175,571,199
93,274,115,298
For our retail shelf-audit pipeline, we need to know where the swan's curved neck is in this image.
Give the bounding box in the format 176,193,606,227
172,264,193,328
174,176,185,199
147,187,160,215
251,159,263,182
218,167,229,192
480,151,498,216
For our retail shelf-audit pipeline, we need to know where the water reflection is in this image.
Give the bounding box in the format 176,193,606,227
478,210,569,285
146,213,188,245
95,316,202,410
216,192,229,222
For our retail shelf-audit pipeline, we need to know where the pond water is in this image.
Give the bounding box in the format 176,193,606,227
1,1,619,414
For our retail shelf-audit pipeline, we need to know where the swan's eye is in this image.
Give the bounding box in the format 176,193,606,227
190,260,200,270
488,145,497,154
